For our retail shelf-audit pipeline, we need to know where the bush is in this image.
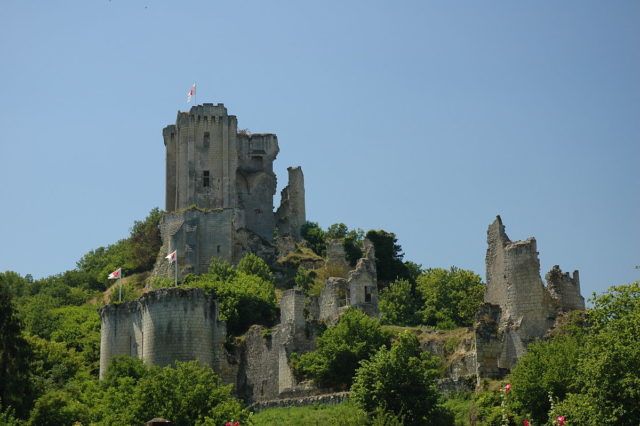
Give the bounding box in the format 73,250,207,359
416,267,484,328
291,308,390,389
188,255,278,335
365,229,410,286
379,279,420,325
351,331,452,425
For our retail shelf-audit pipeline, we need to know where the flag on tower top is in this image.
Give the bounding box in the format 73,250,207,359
165,250,177,263
187,84,196,103
108,268,122,280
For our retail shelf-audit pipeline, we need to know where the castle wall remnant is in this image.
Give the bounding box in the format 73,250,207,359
275,167,306,241
98,288,227,379
476,216,585,377
152,104,305,280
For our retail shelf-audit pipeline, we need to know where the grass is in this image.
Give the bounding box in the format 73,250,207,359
251,401,367,426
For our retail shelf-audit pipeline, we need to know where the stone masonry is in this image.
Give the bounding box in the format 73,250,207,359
152,104,305,281
475,216,585,378
98,288,228,379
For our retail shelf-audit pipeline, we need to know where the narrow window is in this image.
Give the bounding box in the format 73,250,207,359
365,287,373,303
203,170,210,187
203,132,210,148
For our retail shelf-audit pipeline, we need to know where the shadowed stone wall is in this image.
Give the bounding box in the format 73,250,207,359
99,288,226,379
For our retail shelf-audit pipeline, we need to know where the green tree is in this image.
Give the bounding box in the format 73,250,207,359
416,267,484,328
294,266,315,293
237,252,273,283
189,262,277,335
26,335,85,399
49,304,101,373
379,279,420,325
291,308,390,389
365,230,409,286
351,331,452,426
126,207,163,273
127,361,250,426
0,279,33,417
301,221,327,256
558,282,640,425
26,389,90,426
507,334,584,424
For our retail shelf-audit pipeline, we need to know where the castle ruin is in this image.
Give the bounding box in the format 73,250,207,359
475,216,584,378
152,103,305,279
99,104,586,402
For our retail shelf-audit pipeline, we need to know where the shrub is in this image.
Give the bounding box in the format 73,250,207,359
351,331,453,425
291,308,390,389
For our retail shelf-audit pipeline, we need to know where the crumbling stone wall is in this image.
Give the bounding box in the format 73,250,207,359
153,104,306,281
546,265,585,311
476,216,585,377
99,288,227,379
237,289,318,403
276,166,306,241
317,239,379,323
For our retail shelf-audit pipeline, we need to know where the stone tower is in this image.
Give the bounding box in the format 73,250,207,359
152,103,306,279
475,216,585,378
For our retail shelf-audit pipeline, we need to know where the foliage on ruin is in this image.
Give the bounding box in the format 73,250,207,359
351,331,453,426
300,221,327,256
237,252,274,283
187,255,278,335
291,308,390,389
505,281,640,425
365,229,411,286
301,221,365,266
378,279,420,326
416,267,485,328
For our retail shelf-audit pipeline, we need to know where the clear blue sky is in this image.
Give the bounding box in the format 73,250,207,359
1,1,638,298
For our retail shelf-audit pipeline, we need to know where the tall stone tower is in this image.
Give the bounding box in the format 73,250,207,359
152,103,306,279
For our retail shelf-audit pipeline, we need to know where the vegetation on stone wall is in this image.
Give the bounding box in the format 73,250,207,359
351,331,453,425
290,308,390,389
499,281,640,425
378,267,485,329
3,204,640,425
187,255,278,335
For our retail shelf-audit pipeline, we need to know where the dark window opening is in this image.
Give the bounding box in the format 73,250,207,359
217,245,221,254
365,287,373,303
203,132,210,148
203,170,210,187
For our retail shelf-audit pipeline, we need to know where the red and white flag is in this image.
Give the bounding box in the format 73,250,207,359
165,250,177,263
108,268,122,280
187,84,196,103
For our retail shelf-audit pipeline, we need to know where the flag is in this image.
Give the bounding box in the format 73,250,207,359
108,268,122,280
187,84,196,102
165,250,177,263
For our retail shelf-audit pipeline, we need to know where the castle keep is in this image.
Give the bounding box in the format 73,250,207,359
154,103,305,279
